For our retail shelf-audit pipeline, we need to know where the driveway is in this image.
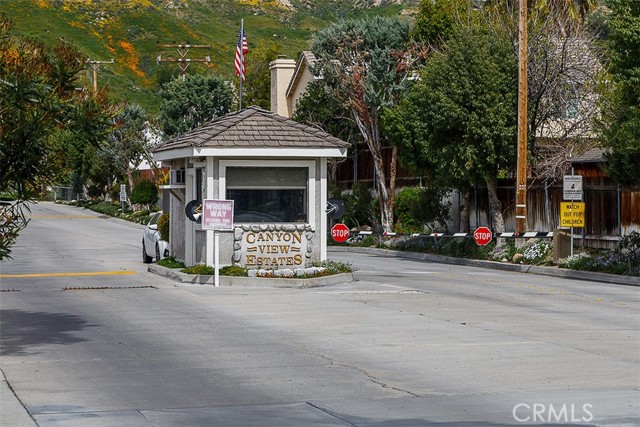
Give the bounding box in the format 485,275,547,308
1,202,638,426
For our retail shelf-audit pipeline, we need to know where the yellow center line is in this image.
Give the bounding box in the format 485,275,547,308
0,271,137,279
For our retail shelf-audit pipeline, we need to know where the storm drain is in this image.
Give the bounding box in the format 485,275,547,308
63,285,157,291
0,289,21,292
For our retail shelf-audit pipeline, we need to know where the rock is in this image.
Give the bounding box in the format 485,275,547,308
234,228,243,241
512,253,524,264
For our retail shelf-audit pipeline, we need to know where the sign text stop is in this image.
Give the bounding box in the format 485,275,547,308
473,226,492,246
331,223,350,243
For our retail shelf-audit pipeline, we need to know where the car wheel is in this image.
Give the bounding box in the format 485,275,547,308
142,241,152,264
155,243,161,261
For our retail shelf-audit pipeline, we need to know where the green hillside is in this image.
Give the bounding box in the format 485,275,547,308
3,0,416,113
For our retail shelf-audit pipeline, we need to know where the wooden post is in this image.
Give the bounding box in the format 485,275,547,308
515,0,528,239
85,59,114,96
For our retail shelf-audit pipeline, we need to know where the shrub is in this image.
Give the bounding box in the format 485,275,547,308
181,264,215,275
393,235,437,253
440,238,494,259
342,182,375,228
313,260,355,274
559,252,594,270
559,246,639,276
87,184,105,200
90,201,120,216
393,186,450,234
130,180,159,207
522,240,553,265
180,264,248,276
157,212,170,242
489,241,517,262
219,265,248,276
617,231,640,275
394,187,425,234
157,257,185,269
592,252,631,275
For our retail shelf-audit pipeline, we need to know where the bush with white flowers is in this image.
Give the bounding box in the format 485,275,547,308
522,240,553,265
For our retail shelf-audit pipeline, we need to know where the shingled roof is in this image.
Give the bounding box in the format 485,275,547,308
571,148,605,164
153,106,349,154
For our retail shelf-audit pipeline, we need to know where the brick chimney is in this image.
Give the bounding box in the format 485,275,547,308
269,55,296,117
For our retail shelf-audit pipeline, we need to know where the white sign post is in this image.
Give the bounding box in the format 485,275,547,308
563,175,583,201
563,174,583,256
119,184,127,212
201,199,234,287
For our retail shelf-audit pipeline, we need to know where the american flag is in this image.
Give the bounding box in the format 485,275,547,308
234,27,248,81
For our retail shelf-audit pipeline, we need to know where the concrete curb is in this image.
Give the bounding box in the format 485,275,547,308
329,247,640,287
1,369,37,427
148,264,354,288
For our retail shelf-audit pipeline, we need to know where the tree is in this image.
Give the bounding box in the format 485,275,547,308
242,40,281,110
385,24,518,234
386,2,604,233
130,179,159,210
598,0,640,187
477,1,605,230
311,17,426,232
532,0,599,30
103,103,151,193
159,74,233,137
487,0,598,26
0,17,113,259
412,0,466,48
525,23,604,183
292,79,361,182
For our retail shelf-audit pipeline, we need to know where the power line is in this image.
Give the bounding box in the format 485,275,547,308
85,59,114,95
156,42,211,79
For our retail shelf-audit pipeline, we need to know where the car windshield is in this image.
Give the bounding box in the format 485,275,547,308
149,212,161,226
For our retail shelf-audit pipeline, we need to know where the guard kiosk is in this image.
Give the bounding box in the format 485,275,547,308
152,106,349,268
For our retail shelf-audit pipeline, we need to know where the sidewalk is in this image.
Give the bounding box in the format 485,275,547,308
330,246,640,287
1,370,36,427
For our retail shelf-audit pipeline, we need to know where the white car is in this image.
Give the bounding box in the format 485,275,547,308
142,211,169,263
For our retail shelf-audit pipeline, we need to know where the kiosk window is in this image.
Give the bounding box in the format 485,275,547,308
226,167,308,223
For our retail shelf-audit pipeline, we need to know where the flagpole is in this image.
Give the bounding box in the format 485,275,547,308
238,18,244,111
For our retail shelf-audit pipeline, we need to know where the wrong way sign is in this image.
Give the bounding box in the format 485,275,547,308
201,199,234,230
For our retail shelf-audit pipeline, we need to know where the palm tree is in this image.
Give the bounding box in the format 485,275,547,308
535,0,599,24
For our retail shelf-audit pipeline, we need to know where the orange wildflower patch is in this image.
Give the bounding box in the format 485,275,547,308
117,39,145,78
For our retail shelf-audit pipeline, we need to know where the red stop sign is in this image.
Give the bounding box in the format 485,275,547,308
331,223,350,243
473,226,493,246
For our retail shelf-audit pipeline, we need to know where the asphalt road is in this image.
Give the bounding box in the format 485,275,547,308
1,202,638,427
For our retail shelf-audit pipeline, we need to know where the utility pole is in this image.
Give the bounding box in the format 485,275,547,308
515,0,528,239
156,43,211,79
85,59,114,95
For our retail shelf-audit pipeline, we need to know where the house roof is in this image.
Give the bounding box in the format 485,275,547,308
286,51,317,98
152,106,349,159
571,148,605,163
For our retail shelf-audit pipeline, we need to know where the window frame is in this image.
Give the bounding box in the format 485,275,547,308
219,160,316,226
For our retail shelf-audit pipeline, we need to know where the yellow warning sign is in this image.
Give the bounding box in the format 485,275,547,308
560,202,585,227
